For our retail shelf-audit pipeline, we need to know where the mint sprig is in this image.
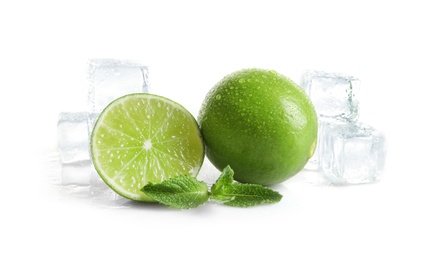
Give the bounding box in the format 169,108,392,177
141,165,283,209
210,166,282,207
211,183,282,207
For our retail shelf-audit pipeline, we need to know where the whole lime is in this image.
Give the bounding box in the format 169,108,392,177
198,68,317,185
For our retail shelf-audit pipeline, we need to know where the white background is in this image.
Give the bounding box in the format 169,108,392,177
1,0,431,259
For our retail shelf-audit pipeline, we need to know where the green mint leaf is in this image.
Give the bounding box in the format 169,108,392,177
210,166,282,207
141,175,209,209
215,183,282,207
210,165,234,197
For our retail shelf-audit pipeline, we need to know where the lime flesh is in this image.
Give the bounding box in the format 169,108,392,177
91,93,205,201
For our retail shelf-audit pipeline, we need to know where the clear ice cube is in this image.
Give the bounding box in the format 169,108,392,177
88,59,150,112
57,112,92,163
320,122,387,184
58,112,103,185
61,161,93,185
61,161,103,186
300,70,360,122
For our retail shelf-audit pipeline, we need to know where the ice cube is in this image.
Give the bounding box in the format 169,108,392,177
303,123,324,171
320,122,387,184
61,161,92,185
57,112,92,163
87,112,100,141
300,70,360,122
88,59,150,112
57,112,104,185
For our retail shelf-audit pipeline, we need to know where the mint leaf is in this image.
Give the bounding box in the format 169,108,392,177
210,165,234,199
212,183,282,207
210,166,282,207
141,175,209,209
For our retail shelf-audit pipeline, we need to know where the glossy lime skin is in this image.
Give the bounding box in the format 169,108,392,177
198,69,318,185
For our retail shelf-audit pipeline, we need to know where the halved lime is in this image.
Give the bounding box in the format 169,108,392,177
91,93,205,201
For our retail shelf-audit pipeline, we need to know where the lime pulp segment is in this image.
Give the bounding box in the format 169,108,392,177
91,93,205,201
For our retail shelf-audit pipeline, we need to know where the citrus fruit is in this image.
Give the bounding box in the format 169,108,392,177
198,68,318,185
91,93,205,201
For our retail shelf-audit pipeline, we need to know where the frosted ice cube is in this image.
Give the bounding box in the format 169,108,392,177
320,122,387,184
300,70,360,122
88,59,150,112
304,123,324,171
87,112,100,140
57,112,91,163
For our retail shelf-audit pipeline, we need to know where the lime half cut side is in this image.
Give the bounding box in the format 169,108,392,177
91,93,205,202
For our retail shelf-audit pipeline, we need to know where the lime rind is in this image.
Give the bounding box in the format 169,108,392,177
91,93,205,201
